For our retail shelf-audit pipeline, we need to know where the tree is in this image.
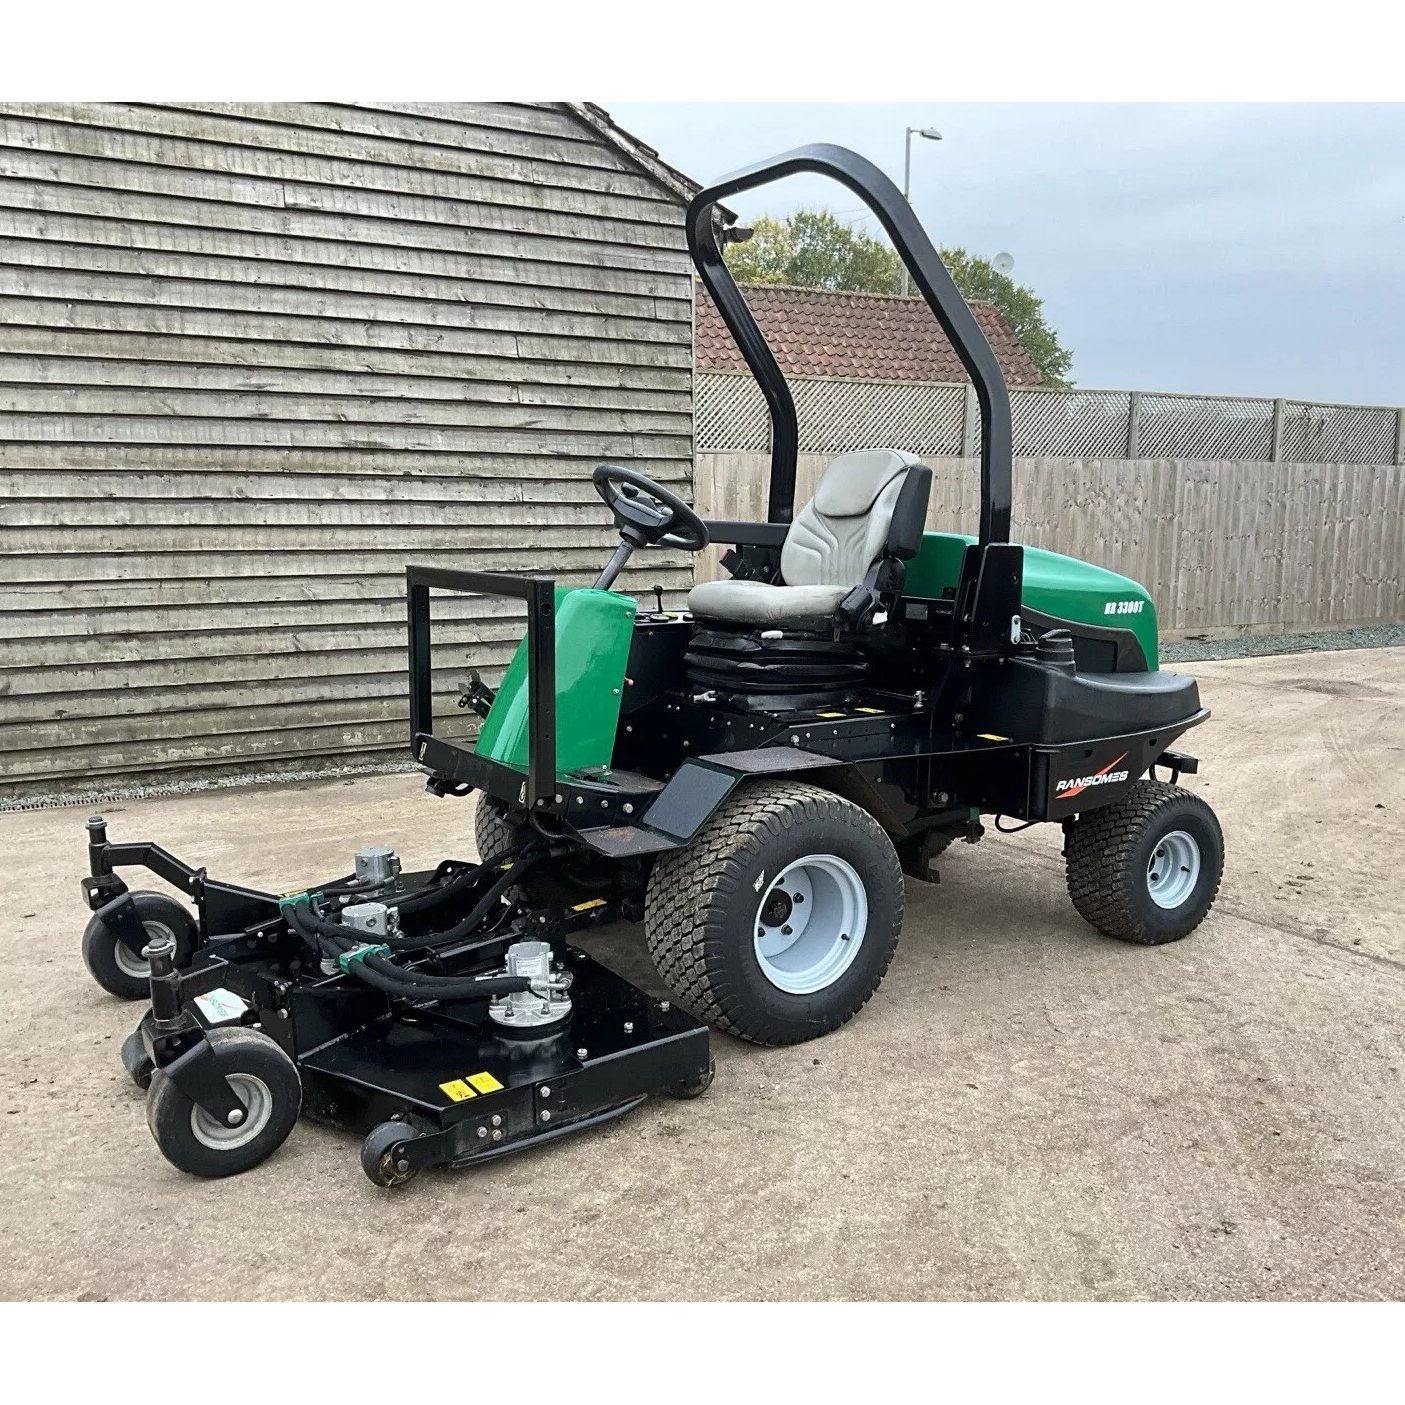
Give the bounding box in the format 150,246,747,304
723,208,1074,388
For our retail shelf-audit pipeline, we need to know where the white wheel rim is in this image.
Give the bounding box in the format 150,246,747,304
1147,829,1201,910
114,918,176,979
189,1072,274,1151
753,854,868,995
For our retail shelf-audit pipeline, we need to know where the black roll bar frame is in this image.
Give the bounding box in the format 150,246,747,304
686,143,1013,546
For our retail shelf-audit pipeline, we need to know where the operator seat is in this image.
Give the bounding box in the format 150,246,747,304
687,448,931,625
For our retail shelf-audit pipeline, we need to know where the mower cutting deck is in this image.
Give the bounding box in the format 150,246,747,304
77,142,1224,1186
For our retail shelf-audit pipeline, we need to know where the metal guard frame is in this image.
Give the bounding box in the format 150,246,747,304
687,143,1014,546
407,565,556,810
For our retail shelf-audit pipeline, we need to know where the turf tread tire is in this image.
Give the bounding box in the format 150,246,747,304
645,780,903,1045
473,791,516,865
1066,779,1223,944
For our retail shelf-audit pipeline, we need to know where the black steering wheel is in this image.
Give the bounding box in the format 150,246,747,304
592,464,709,553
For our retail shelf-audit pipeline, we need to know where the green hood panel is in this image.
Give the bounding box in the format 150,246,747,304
904,531,1159,669
475,587,636,777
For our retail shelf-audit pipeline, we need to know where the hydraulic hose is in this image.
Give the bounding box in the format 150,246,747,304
280,854,548,1001
394,841,537,917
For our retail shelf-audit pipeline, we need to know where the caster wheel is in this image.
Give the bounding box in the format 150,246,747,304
82,891,197,1000
120,1028,153,1090
664,1060,716,1100
361,1120,421,1188
146,1028,300,1178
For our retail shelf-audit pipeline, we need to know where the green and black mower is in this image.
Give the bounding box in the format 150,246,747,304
78,145,1222,1185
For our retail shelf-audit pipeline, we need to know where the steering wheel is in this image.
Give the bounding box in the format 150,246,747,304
592,464,709,553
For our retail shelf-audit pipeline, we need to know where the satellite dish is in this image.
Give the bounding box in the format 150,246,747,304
992,251,1015,276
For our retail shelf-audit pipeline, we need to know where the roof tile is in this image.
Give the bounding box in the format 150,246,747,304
695,281,1042,386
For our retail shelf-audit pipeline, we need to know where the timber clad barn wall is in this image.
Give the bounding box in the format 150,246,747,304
0,102,697,797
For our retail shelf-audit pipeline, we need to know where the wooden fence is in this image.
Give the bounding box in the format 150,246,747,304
695,452,1405,637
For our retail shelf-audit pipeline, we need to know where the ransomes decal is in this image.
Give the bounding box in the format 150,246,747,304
1056,753,1129,799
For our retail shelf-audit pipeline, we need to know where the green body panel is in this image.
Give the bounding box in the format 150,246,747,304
475,587,637,777
905,531,1159,669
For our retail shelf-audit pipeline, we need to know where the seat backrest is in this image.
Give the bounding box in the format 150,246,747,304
780,448,924,589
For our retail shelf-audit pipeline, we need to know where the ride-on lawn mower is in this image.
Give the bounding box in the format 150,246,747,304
78,145,1223,1187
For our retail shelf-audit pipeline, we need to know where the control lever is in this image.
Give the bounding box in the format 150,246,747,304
652,583,665,615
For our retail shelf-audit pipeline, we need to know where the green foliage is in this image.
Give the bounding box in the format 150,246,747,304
935,246,1073,389
724,210,902,293
723,208,1074,387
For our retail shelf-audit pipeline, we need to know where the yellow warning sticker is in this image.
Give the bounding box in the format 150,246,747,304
977,733,1011,742
814,711,844,719
570,898,606,912
466,1071,504,1095
854,707,884,714
439,1079,476,1102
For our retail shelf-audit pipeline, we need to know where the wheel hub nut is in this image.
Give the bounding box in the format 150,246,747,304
226,1107,245,1126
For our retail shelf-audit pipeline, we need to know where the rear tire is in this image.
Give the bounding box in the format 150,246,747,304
81,891,198,1000
645,780,903,1046
1066,779,1223,944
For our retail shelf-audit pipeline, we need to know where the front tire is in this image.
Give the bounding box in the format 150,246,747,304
474,791,626,908
1066,779,1223,944
81,891,198,1000
645,780,904,1046
145,1028,301,1178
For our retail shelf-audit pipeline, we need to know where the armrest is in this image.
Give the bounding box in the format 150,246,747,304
703,520,790,547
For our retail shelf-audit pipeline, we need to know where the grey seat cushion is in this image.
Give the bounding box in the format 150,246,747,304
686,579,849,624
686,447,922,626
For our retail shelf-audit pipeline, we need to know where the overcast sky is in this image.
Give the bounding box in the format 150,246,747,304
607,103,1405,406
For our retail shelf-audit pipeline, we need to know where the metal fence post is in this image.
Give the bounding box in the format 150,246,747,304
961,383,979,460
1126,391,1143,458
1270,398,1286,463
1395,407,1405,467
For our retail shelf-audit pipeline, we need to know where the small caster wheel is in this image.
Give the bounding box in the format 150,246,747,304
361,1120,421,1188
82,891,197,1000
120,1028,153,1090
146,1028,300,1178
664,1060,715,1100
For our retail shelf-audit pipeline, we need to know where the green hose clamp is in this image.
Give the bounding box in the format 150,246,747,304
337,943,391,974
276,890,323,914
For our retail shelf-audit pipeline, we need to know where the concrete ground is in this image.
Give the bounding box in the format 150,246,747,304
2,647,1403,1301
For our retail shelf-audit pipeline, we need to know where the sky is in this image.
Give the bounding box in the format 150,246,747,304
606,103,1405,406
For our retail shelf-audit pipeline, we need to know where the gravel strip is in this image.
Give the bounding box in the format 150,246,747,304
1162,621,1405,663
0,757,419,813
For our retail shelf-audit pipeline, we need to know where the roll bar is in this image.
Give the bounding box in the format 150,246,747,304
687,143,1013,546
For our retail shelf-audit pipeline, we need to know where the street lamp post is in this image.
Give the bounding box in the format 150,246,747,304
900,125,942,297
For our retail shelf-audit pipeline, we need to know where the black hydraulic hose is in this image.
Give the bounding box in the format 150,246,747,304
282,851,540,952
394,842,537,917
281,857,551,1000
284,903,532,1001
353,953,531,1001
394,854,543,950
